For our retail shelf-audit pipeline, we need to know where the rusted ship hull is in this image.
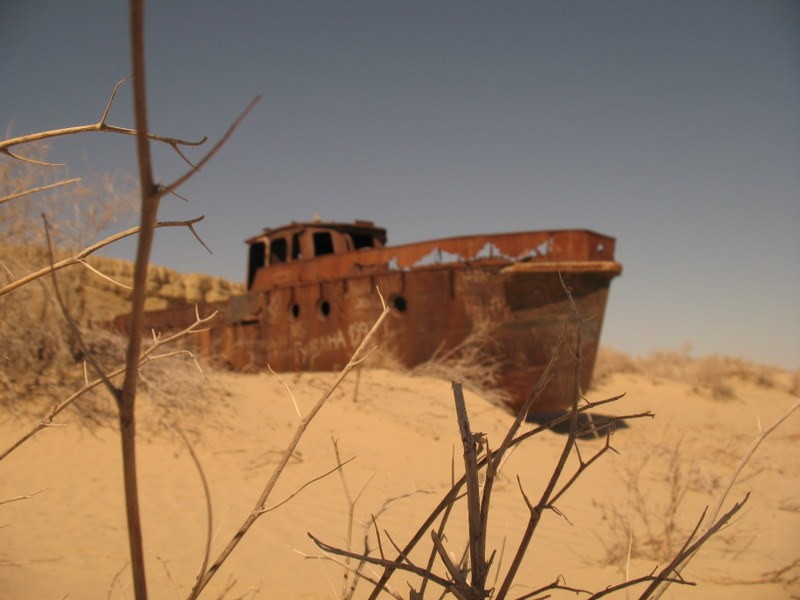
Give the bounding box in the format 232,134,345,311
130,228,621,415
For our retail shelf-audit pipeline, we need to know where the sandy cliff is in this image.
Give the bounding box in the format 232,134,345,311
84,254,245,316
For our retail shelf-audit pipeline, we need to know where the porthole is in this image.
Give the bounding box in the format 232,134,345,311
290,303,300,319
391,295,408,313
318,299,331,318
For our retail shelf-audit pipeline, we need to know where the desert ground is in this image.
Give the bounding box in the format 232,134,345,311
1,353,799,599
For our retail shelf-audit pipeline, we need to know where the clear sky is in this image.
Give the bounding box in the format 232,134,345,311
2,1,799,368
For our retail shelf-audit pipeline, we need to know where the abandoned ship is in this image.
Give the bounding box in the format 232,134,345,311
128,220,622,415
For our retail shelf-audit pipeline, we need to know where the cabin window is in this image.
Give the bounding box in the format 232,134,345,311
313,231,334,256
350,232,375,249
248,241,266,288
292,233,303,260
270,238,287,263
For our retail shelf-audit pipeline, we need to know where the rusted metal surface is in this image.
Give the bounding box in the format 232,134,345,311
123,220,622,415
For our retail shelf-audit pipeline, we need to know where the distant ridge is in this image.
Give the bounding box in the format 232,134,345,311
1,244,245,322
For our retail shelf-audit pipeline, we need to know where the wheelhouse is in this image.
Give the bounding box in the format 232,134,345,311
245,220,386,289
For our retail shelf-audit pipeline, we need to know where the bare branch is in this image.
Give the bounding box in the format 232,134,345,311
0,489,47,506
709,397,800,526
78,259,133,290
364,394,645,600
100,76,129,124
298,549,405,600
268,364,302,419
309,532,456,593
0,177,81,206
119,3,156,595
514,575,591,600
0,77,206,165
156,96,261,200
0,147,65,166
180,429,214,600
258,457,355,515
430,530,470,595
42,211,123,404
452,382,488,593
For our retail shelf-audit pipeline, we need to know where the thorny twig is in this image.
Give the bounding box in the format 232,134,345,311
310,532,457,593
0,78,206,166
358,399,650,599
453,382,489,596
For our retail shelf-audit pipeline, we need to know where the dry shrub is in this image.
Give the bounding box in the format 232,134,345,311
412,318,510,407
2,146,135,381
362,336,406,372
1,145,227,436
1,144,137,249
1,315,227,438
594,345,792,400
593,345,641,384
81,327,231,437
593,434,719,566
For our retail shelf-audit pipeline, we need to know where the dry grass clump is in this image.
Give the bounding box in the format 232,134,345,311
1,148,226,434
1,309,227,436
412,318,510,407
82,327,231,437
0,144,137,248
0,251,122,420
1,144,136,411
594,345,795,400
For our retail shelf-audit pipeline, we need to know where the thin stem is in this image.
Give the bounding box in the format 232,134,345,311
0,177,81,206
119,1,155,596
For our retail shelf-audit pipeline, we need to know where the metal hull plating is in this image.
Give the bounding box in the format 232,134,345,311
128,227,621,415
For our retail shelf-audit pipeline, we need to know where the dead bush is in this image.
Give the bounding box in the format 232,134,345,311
413,318,510,407
1,144,138,414
594,345,791,399
593,345,641,384
592,433,732,567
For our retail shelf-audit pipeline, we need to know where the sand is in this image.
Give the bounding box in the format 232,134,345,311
2,365,798,599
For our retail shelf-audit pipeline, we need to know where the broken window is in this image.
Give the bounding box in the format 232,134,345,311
313,231,334,256
270,237,287,263
292,233,303,260
350,232,375,249
247,241,266,288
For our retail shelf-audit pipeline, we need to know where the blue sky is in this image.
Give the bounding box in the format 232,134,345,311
2,1,798,367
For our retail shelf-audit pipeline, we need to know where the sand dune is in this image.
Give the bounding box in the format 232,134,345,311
1,361,798,599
